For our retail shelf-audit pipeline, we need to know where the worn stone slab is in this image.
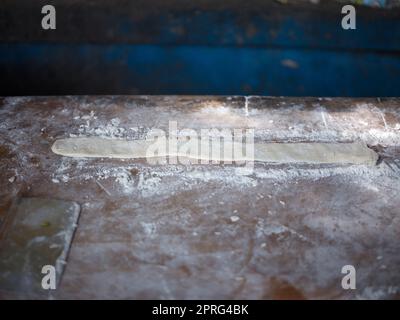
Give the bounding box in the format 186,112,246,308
0,96,399,299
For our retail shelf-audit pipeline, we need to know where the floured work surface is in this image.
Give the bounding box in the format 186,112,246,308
0,96,400,299
0,197,80,298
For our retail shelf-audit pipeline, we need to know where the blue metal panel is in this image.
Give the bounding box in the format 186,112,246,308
1,44,400,96
111,11,400,51
1,1,400,96
2,1,400,51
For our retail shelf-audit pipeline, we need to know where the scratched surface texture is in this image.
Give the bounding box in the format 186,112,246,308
0,96,399,299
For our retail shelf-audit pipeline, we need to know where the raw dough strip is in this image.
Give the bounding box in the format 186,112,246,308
51,137,378,165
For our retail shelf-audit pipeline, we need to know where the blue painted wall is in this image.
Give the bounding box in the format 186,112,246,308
1,44,400,96
1,1,400,96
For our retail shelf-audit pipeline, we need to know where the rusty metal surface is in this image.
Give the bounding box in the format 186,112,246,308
0,96,400,299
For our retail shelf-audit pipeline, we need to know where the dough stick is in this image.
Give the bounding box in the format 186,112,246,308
51,137,378,165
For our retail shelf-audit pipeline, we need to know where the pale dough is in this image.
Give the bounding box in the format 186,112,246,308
51,137,378,165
